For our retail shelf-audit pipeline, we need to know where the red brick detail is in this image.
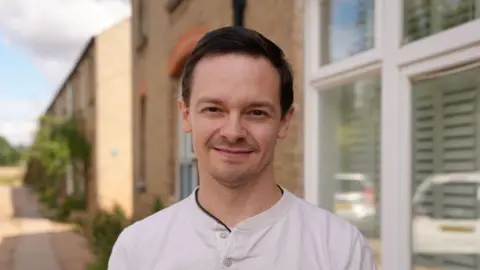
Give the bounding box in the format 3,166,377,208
168,26,209,77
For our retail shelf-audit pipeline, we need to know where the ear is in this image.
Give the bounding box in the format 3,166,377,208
178,98,192,133
277,105,295,139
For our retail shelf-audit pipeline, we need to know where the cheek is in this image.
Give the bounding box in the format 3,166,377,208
248,123,279,149
191,119,217,147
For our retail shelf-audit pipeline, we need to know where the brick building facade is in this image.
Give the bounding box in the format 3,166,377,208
34,19,134,217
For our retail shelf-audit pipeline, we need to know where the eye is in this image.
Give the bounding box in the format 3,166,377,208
249,110,267,116
202,106,222,113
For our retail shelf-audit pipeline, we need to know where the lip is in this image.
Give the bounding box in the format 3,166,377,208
214,148,253,156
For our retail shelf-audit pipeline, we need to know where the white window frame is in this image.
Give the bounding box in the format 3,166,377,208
303,0,480,269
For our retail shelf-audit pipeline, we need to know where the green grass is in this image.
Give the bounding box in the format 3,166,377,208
0,176,21,186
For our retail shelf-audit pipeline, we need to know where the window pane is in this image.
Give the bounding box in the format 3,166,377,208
411,66,480,270
179,163,193,199
404,0,478,44
320,0,375,64
319,76,381,266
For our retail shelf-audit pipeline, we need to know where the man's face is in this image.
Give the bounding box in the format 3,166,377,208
178,54,294,187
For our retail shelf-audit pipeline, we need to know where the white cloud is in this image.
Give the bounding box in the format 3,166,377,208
0,99,47,121
0,121,38,146
0,99,47,146
0,0,131,85
0,0,131,146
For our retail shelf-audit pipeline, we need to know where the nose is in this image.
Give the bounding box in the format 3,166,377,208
219,113,246,143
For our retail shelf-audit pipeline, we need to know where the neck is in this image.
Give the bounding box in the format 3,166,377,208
197,166,282,229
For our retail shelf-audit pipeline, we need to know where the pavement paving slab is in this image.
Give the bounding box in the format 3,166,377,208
0,186,92,270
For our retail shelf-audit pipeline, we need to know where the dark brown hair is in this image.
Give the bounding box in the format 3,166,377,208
180,26,294,116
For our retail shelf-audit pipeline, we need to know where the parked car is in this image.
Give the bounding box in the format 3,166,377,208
334,173,377,237
412,172,480,255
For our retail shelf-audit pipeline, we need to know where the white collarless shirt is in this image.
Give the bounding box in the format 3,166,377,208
108,188,377,270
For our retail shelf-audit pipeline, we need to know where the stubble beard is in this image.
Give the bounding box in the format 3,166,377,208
208,156,273,189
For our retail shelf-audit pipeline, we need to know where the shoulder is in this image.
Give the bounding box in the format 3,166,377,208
111,199,188,260
291,197,376,269
293,197,359,239
121,199,187,244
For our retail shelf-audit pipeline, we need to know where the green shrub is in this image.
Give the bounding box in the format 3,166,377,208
86,198,165,269
54,195,86,221
86,258,108,270
152,198,164,213
38,186,58,209
63,195,86,210
87,206,130,269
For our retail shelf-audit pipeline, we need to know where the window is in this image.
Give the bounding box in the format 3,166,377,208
179,160,198,199
404,0,480,44
136,0,148,49
79,65,88,111
178,123,198,199
320,0,375,64
411,66,480,270
318,76,381,264
305,0,480,268
177,85,198,200
66,83,74,116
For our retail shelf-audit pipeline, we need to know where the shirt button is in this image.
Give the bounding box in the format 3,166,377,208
220,231,229,239
223,258,232,267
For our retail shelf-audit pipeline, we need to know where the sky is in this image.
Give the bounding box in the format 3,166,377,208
0,0,131,146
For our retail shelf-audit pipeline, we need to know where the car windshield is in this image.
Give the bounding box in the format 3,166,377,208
414,181,480,220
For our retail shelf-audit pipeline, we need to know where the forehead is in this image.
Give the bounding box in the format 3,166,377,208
190,54,280,105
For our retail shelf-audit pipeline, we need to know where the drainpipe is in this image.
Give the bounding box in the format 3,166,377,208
232,0,246,27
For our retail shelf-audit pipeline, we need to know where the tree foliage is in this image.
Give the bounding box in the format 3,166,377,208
0,136,22,166
26,115,91,182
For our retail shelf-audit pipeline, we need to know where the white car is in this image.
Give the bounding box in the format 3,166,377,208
412,172,480,255
334,173,377,237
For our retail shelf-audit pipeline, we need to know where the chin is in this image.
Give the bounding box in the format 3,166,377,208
209,168,253,187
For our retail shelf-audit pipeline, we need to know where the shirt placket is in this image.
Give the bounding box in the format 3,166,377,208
215,228,241,270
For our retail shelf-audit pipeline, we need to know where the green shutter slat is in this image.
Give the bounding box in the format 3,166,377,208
444,102,475,115
443,161,476,172
443,138,475,149
416,162,435,171
443,126,475,137
443,114,475,126
443,150,476,160
443,88,476,104
416,152,434,161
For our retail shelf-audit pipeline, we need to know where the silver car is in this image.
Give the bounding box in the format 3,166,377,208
334,173,377,237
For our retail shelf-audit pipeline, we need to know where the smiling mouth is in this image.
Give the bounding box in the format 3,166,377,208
214,148,253,156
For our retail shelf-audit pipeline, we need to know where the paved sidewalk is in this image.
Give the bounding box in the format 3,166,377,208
0,186,92,270
11,187,62,270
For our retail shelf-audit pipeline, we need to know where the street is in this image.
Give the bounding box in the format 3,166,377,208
0,186,92,270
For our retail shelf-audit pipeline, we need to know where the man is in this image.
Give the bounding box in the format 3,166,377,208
108,26,376,270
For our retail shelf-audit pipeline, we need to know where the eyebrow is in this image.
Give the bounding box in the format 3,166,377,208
246,101,276,111
196,97,275,110
196,97,223,105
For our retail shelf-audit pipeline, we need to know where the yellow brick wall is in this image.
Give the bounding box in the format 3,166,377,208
94,19,134,217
